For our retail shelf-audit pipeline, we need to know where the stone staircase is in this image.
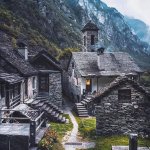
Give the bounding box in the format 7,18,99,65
29,94,66,123
74,94,95,117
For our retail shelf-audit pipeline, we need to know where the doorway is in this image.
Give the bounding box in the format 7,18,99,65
86,79,92,93
39,75,49,93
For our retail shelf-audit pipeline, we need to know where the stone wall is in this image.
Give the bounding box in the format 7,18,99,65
83,30,98,52
96,83,150,136
0,134,29,150
49,72,62,108
63,58,82,102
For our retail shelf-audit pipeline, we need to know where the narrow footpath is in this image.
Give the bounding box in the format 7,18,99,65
62,99,95,150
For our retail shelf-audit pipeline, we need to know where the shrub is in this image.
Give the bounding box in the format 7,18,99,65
38,129,58,150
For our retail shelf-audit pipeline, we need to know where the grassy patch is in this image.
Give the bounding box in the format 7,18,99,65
50,114,73,140
46,114,73,150
74,113,96,139
90,136,150,150
74,113,150,150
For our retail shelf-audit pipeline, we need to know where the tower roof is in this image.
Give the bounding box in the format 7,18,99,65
81,21,99,32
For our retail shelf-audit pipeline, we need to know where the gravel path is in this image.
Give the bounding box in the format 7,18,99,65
62,100,95,150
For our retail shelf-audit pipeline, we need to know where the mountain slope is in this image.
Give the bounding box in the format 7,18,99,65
67,0,150,68
0,0,82,56
125,17,150,44
0,0,150,69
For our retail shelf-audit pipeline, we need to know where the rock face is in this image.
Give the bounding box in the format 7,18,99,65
96,82,150,136
1,0,150,68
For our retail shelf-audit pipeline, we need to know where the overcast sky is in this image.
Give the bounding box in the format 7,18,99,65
101,0,150,26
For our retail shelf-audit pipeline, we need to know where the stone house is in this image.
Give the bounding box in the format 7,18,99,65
30,50,63,108
62,21,143,117
63,21,142,104
0,42,65,148
95,76,150,136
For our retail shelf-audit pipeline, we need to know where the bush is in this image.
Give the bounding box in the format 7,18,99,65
38,129,58,150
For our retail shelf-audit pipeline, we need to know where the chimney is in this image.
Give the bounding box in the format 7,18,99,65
17,42,28,60
97,47,105,70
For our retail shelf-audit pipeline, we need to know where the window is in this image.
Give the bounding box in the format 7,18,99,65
118,89,131,102
0,85,5,98
91,35,95,45
72,62,75,69
9,89,14,100
32,77,36,89
14,84,20,97
84,36,86,46
24,79,28,98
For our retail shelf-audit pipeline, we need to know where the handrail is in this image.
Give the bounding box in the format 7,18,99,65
35,111,44,122
1,117,30,120
36,120,45,132
1,109,39,112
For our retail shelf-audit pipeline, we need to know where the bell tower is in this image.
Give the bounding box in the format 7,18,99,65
81,21,99,52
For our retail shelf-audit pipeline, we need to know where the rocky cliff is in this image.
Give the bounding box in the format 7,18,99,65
0,0,150,69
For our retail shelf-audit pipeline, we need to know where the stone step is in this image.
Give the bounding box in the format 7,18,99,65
78,114,89,117
35,102,45,108
78,109,88,112
51,111,56,116
76,103,84,106
58,114,63,121
41,104,47,110
61,117,66,123
54,113,59,118
29,95,67,123
81,101,87,105
35,96,49,99
45,107,50,112
78,111,88,114
77,108,87,111
32,100,40,105
83,99,91,103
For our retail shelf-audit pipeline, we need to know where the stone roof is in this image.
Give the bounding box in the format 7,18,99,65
94,76,150,102
0,46,38,76
13,104,39,121
81,21,99,32
30,50,62,71
72,52,142,77
0,72,23,84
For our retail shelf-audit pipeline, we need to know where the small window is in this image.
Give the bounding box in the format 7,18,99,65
84,36,86,46
25,79,28,98
118,89,131,102
0,85,5,98
91,35,95,45
72,62,75,69
14,84,20,97
32,77,36,89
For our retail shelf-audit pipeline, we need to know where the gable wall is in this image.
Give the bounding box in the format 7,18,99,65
96,82,150,136
63,57,82,102
32,56,59,71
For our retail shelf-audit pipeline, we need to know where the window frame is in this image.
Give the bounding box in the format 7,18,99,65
118,89,131,103
91,35,95,45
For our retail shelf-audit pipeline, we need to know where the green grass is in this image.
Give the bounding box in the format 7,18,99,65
74,113,150,150
74,112,96,139
49,114,73,150
50,114,73,140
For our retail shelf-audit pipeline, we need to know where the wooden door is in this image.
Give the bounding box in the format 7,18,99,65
39,75,49,93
